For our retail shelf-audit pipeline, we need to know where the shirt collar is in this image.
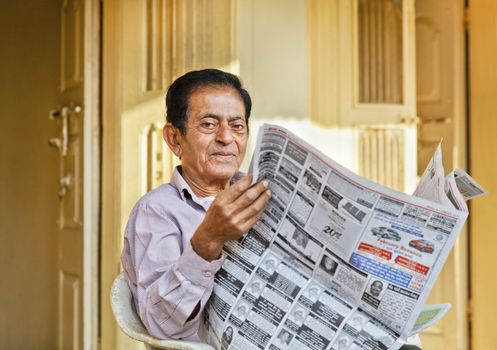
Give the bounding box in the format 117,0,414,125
170,166,245,211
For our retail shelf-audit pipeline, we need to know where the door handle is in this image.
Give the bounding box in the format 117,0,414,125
48,104,81,201
58,174,72,198
49,105,81,156
48,137,62,150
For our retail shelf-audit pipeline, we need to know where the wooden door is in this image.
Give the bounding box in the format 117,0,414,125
308,0,419,195
52,0,85,349
101,1,236,348
415,0,469,349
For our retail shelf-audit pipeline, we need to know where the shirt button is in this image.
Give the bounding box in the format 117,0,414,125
203,271,212,278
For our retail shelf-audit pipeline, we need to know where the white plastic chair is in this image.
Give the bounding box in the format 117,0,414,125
110,273,215,350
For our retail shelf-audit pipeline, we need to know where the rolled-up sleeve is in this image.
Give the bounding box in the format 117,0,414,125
123,201,224,340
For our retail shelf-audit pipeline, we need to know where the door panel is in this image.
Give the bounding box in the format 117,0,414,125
0,1,61,347
309,0,417,126
54,0,85,349
415,0,468,349
59,272,81,350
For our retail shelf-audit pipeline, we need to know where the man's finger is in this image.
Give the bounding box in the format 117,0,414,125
220,174,254,202
232,179,269,208
236,188,271,227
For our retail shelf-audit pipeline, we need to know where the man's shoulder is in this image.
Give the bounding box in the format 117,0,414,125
135,182,181,208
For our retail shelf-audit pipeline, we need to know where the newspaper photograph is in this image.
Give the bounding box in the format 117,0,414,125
204,124,484,350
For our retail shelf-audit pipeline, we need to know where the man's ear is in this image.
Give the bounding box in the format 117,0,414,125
163,123,182,158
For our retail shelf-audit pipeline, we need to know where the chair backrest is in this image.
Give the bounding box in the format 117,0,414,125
110,273,215,350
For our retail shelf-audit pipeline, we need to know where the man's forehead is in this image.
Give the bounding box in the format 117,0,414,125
200,114,245,122
188,85,244,106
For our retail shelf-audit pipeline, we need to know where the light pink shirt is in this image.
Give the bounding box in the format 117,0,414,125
121,167,241,341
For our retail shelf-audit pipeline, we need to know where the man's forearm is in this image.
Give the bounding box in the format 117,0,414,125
137,241,223,340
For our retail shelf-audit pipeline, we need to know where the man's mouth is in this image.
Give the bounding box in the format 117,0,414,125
211,152,237,161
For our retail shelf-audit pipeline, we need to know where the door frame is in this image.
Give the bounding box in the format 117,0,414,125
100,0,124,347
83,0,101,348
414,1,469,348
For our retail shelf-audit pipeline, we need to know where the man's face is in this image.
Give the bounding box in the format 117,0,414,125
323,256,336,270
338,338,348,349
238,306,247,316
265,259,275,270
295,232,306,246
370,281,383,297
294,310,304,321
177,85,248,186
251,282,260,292
280,331,289,342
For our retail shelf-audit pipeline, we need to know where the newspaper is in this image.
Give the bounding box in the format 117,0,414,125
409,304,451,336
204,124,485,350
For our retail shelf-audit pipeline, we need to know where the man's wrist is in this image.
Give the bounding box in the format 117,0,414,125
191,228,224,261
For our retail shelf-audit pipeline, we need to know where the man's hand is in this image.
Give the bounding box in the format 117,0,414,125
191,175,271,261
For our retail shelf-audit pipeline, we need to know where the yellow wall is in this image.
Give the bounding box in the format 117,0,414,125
469,0,497,348
237,0,309,119
0,1,60,348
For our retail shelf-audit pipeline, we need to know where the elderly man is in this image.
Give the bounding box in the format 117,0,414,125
121,69,422,350
121,69,271,341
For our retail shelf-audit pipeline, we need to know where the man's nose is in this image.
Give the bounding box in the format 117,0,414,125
216,123,234,144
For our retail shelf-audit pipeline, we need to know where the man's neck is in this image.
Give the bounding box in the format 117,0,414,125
180,167,230,198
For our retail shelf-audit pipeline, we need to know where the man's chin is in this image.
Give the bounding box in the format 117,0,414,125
207,164,239,180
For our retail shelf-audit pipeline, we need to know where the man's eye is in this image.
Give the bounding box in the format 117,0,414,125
202,121,216,128
231,123,246,131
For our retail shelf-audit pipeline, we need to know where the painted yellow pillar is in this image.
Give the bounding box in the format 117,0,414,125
469,0,497,348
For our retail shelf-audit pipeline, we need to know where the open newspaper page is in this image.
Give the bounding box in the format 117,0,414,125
408,304,451,336
204,124,470,350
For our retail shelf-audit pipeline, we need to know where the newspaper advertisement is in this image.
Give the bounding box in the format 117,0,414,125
204,124,483,350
